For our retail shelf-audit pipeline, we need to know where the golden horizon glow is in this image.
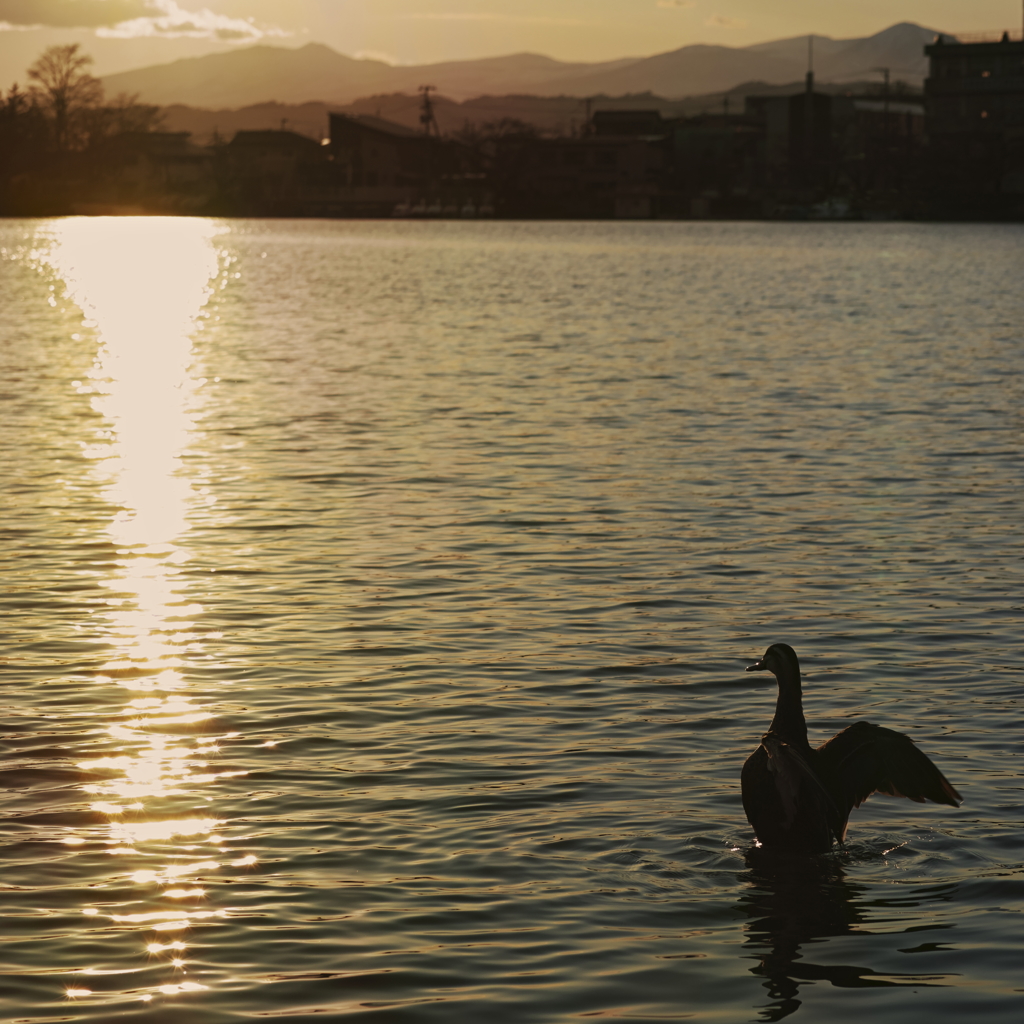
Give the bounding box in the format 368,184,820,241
0,1,1018,82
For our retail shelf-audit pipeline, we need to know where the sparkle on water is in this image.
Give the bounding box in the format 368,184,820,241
1,217,1022,1022
8,218,242,1006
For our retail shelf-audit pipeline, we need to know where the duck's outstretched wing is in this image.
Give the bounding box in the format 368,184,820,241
816,721,962,817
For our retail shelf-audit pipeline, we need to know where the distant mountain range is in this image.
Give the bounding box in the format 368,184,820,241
102,22,943,110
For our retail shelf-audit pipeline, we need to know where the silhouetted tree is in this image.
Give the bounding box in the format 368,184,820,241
83,92,165,147
0,83,46,150
0,84,50,209
27,44,103,151
5,46,169,212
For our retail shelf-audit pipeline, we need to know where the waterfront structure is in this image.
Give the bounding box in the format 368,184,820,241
3,34,1022,219
670,112,763,217
222,129,332,215
327,113,484,215
212,114,484,216
743,77,925,214
924,31,1024,211
328,113,439,190
494,132,668,218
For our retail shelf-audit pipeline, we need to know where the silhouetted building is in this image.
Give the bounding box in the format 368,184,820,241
221,129,337,215
742,81,927,216
669,113,762,217
494,134,668,218
591,110,668,137
841,97,925,200
747,77,836,198
329,113,435,189
924,32,1024,212
327,113,484,215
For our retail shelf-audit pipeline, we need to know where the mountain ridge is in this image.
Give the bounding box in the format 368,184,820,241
101,23,943,109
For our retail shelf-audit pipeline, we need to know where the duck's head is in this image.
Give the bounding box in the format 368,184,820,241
746,643,800,679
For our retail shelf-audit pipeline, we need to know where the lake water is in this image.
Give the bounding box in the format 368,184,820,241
1,218,1022,1023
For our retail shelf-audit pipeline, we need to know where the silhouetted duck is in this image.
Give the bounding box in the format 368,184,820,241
741,643,961,853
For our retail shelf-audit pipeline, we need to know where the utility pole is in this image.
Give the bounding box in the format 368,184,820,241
418,85,441,211
874,66,891,140
873,67,891,192
805,35,815,187
419,85,440,137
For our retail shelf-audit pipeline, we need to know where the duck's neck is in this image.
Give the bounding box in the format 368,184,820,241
769,668,809,748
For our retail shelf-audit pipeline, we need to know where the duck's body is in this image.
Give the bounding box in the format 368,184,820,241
741,644,961,853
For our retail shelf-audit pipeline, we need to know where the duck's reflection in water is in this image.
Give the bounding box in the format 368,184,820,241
737,850,951,1021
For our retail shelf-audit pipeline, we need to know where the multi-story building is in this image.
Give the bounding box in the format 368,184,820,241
221,130,332,215
494,131,668,218
328,113,483,215
924,31,1024,210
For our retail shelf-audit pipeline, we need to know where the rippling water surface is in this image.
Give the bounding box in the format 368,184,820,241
2,218,1022,1022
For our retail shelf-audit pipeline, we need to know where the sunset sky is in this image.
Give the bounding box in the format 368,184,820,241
1,1,1020,83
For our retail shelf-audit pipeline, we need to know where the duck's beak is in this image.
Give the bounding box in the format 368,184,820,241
746,659,766,672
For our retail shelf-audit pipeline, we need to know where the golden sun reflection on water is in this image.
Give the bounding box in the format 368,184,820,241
41,218,247,1005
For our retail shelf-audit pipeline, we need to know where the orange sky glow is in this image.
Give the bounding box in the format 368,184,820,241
1,1,1020,81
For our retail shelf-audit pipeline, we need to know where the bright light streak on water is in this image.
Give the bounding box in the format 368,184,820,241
46,217,218,552
5,217,246,1008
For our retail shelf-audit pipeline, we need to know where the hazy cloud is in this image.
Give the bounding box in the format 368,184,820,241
0,0,159,28
0,1,286,41
353,49,408,67
95,1,285,41
656,1,697,8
